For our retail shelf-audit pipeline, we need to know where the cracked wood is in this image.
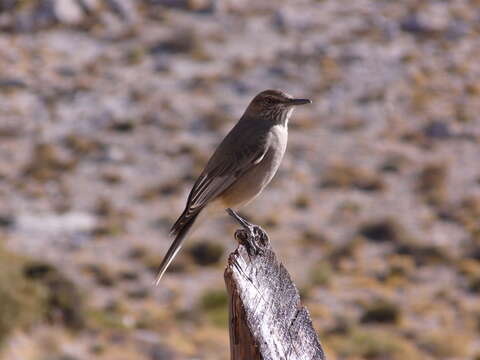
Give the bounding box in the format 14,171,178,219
225,228,326,360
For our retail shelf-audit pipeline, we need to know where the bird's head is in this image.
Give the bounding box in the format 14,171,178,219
245,89,311,125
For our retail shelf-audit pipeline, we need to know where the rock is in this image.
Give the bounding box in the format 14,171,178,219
423,121,451,139
187,0,215,13
54,355,80,360
149,344,175,360
150,31,196,55
445,21,469,41
358,219,405,243
188,240,224,266
110,120,135,133
31,0,57,29
0,214,14,228
77,0,100,14
400,14,433,35
0,78,27,89
0,0,16,12
17,212,97,236
105,0,138,22
23,262,55,279
54,0,84,25
146,0,216,13
360,299,401,324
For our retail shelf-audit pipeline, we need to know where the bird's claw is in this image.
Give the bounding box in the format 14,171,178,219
227,208,268,256
234,228,265,256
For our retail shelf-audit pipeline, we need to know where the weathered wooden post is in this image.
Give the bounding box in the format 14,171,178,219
224,214,326,360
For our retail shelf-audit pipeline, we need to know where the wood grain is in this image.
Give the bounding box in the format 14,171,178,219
225,227,326,360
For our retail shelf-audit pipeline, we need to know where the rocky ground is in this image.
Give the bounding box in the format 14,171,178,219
0,0,480,359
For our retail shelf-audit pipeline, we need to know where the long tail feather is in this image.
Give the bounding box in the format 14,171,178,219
155,211,200,285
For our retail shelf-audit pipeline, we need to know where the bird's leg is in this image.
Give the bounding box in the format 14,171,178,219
226,208,254,229
226,208,268,255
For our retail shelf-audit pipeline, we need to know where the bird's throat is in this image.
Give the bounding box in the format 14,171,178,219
281,107,294,126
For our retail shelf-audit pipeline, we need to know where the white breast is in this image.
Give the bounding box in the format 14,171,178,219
269,124,288,170
272,124,288,152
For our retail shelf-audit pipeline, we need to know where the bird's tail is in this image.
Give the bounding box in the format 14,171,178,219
154,209,200,285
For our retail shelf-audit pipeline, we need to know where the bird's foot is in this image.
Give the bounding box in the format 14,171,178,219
226,208,268,256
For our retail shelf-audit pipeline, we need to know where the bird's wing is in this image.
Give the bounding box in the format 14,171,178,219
170,138,268,236
191,144,267,206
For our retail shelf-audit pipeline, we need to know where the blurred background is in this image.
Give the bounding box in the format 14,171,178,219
0,0,480,359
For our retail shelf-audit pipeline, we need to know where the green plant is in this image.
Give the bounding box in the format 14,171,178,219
309,262,333,286
199,290,228,328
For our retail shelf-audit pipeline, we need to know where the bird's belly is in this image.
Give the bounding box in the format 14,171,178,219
220,126,287,209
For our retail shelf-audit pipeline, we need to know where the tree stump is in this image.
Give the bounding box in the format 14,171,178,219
224,223,326,360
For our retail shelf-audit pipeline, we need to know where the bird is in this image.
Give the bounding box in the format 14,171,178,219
155,89,311,284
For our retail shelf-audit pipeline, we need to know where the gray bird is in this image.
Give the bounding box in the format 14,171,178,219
156,89,311,284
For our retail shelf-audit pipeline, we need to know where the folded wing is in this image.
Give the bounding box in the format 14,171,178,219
170,134,269,236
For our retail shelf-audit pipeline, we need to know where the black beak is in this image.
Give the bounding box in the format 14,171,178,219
288,98,312,106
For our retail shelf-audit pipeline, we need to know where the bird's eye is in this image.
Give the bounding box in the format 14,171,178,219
265,97,274,104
